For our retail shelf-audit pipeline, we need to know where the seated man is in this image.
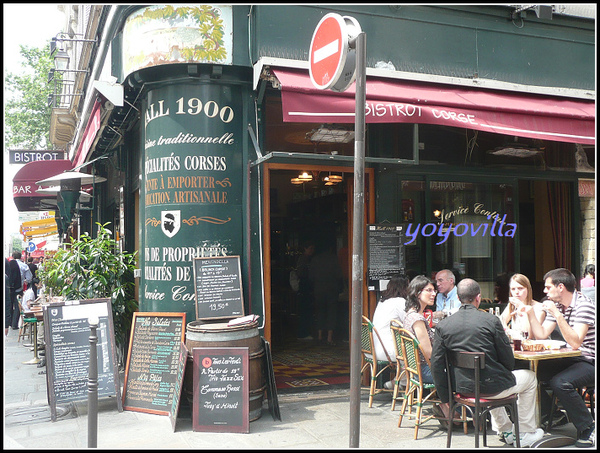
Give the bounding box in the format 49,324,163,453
521,268,595,448
431,278,543,447
433,269,460,321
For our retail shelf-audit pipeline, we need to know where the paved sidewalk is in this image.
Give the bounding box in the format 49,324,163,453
3,328,581,449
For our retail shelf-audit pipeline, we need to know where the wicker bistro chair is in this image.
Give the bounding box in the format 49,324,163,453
390,319,407,411
393,325,440,440
360,316,396,408
445,351,521,448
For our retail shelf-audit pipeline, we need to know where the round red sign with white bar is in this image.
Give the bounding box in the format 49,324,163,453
309,13,361,92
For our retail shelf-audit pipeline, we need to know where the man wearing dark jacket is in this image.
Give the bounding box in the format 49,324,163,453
431,278,543,447
6,256,23,335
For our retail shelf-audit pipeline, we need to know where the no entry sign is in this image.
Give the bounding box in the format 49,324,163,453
309,13,361,92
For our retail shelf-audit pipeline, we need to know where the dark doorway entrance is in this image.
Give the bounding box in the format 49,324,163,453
267,167,351,392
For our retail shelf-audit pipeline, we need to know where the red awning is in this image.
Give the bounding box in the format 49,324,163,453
272,68,595,145
72,99,102,168
12,159,73,212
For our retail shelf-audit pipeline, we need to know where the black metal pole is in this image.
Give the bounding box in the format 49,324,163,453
349,31,366,449
88,317,99,448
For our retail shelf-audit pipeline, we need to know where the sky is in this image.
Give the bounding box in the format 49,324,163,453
3,4,65,246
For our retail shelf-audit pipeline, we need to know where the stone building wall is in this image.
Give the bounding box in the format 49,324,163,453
580,196,596,273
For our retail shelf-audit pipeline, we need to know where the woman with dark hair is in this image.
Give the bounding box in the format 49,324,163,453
372,275,409,362
403,275,437,384
580,264,595,288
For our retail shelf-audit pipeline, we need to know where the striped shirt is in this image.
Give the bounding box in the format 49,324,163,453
545,291,595,361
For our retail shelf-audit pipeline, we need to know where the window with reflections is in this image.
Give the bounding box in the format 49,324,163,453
400,179,515,299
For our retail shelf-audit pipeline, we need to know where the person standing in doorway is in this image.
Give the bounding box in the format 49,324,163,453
309,236,343,346
295,239,315,340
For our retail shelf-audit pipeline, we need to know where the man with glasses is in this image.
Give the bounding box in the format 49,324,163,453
433,269,460,321
521,268,595,448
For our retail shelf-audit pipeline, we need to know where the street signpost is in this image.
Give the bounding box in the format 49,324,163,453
309,12,365,448
309,13,361,92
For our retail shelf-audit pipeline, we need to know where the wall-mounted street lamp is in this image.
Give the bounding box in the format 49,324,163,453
47,33,94,109
50,33,97,71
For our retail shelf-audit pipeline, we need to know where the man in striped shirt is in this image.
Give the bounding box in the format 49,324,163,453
524,268,595,448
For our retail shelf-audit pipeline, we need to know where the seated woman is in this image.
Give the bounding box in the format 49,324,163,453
403,275,437,384
372,275,409,362
373,275,410,390
501,273,546,339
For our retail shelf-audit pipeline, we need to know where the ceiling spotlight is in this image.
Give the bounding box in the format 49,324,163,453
297,171,313,181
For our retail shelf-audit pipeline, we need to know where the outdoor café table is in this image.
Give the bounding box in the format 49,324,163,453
513,347,582,427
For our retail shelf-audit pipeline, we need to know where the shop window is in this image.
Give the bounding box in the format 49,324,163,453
400,179,515,299
398,180,425,279
430,181,514,297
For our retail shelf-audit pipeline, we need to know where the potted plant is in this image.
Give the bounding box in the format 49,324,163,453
39,223,138,367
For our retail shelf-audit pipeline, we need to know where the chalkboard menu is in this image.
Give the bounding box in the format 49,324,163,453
367,224,406,280
193,256,245,321
192,347,249,433
262,338,281,421
169,342,188,432
122,312,186,415
43,298,122,421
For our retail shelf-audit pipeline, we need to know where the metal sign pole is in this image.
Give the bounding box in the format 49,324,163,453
88,317,99,448
349,31,366,449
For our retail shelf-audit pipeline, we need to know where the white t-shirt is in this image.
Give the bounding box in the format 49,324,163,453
22,287,35,311
372,297,406,362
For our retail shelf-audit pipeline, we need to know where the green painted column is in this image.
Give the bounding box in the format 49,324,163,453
141,82,243,322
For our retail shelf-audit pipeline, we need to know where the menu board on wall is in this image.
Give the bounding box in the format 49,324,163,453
367,224,406,280
43,298,122,421
122,312,186,415
193,256,245,321
192,347,249,433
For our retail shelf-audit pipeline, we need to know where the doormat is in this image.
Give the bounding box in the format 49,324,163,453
272,342,350,390
285,378,329,388
274,362,350,390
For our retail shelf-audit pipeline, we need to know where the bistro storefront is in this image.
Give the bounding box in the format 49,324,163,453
34,5,595,380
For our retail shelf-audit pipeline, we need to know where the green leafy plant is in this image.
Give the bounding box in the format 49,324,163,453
39,223,138,367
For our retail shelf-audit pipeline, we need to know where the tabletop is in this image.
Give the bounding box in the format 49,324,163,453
513,347,582,362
